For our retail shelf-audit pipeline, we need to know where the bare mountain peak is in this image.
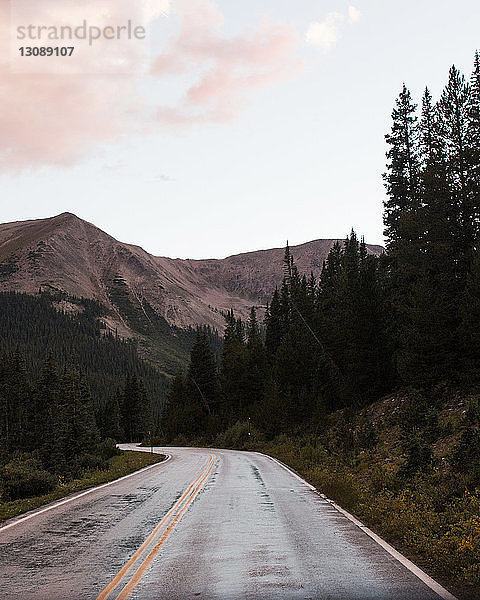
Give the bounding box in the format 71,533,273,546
50,212,97,231
56,211,78,219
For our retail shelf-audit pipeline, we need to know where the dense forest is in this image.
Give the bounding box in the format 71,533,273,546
0,292,169,406
0,290,225,499
0,292,171,499
164,53,480,479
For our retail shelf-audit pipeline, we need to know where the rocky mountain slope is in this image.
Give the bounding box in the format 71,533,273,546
0,212,383,335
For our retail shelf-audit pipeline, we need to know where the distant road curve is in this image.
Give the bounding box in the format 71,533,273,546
0,445,456,600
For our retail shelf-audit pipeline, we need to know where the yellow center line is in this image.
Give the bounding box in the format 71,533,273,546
96,454,216,600
114,454,217,600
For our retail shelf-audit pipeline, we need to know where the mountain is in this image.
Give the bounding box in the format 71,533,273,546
0,212,383,326
0,213,383,372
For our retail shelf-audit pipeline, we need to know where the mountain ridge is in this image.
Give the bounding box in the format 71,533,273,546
0,212,384,333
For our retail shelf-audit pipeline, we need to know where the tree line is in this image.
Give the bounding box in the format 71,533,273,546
0,292,169,412
0,292,170,500
163,53,480,442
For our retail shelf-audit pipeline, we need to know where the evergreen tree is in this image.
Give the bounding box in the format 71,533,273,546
121,374,151,442
61,368,99,468
438,66,474,259
0,352,30,455
393,87,460,383
384,84,422,249
220,310,249,424
245,307,266,412
265,289,283,358
98,391,123,441
163,370,197,439
459,252,480,375
187,329,217,412
467,50,480,205
35,356,65,474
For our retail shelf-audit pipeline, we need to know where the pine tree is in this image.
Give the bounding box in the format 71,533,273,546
459,252,480,376
220,310,248,424
245,307,266,412
467,51,480,203
0,352,30,455
35,356,66,474
121,374,151,442
317,234,389,404
384,84,422,248
438,66,474,259
61,368,99,470
264,289,283,358
98,392,123,441
383,85,427,383
163,370,192,440
187,329,217,412
399,87,461,383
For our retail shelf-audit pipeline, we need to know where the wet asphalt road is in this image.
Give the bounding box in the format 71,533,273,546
0,445,450,600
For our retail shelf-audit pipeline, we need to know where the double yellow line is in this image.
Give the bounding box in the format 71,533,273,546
96,453,216,600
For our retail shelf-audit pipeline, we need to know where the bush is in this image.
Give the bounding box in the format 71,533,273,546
451,426,480,482
399,436,432,478
1,456,56,501
96,438,120,461
73,453,106,474
310,464,364,511
217,421,264,450
355,421,378,450
171,434,190,447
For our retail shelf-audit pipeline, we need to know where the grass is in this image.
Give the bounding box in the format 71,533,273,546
0,450,164,523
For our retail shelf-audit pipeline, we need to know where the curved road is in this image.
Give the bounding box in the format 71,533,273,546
0,446,455,600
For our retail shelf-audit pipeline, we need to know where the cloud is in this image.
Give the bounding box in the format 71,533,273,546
348,6,362,23
0,0,160,169
151,0,303,127
0,0,302,169
144,0,171,19
305,12,344,52
306,6,362,53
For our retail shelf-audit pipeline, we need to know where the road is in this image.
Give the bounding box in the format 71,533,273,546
0,445,455,600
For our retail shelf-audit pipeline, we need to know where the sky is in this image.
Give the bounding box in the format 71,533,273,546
1,0,479,259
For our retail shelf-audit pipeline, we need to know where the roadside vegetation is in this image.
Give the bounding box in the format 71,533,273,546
166,392,480,599
0,449,163,523
256,393,480,600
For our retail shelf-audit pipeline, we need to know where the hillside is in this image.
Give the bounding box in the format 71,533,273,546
0,213,383,332
0,292,169,413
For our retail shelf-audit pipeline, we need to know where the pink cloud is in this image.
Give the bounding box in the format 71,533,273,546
151,0,303,126
0,0,302,169
0,0,151,169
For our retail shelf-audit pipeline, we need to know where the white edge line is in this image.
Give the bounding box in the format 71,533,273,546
0,450,171,535
256,452,458,600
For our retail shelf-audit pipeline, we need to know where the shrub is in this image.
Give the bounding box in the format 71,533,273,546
217,421,264,450
73,453,106,474
1,456,56,501
355,421,378,450
96,438,120,460
451,426,480,481
399,436,432,478
171,434,190,447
